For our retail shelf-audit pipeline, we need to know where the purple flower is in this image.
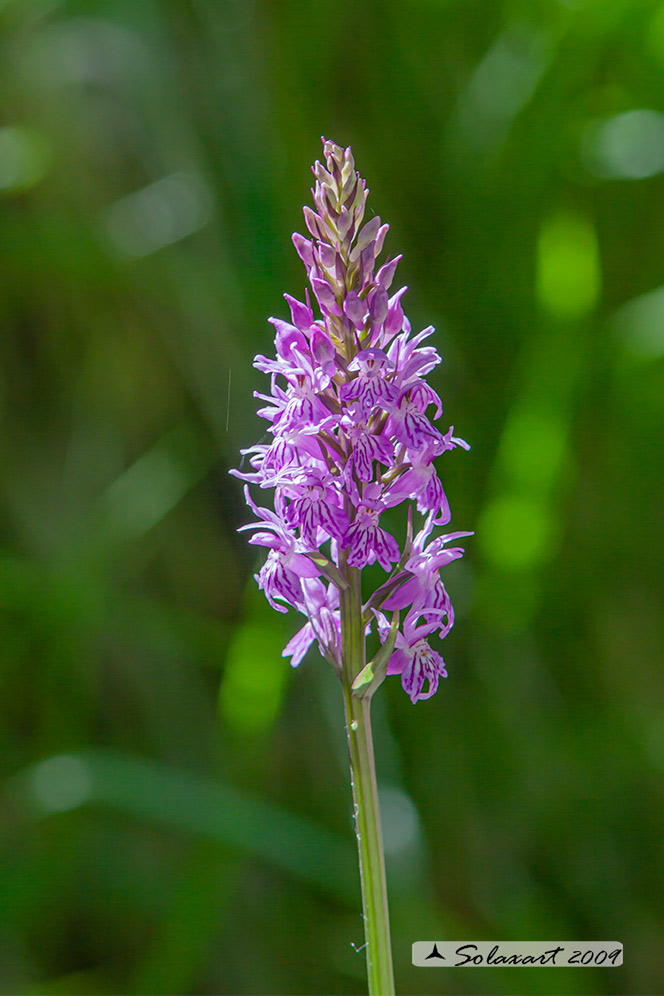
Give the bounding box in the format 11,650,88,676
388,631,448,703
344,501,400,572
340,348,399,414
341,414,394,483
283,578,341,668
387,390,443,450
382,515,472,633
237,487,320,613
232,139,470,701
283,471,348,545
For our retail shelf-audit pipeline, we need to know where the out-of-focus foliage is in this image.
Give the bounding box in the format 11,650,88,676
1,1,663,993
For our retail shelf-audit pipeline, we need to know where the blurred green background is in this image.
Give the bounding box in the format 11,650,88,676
1,0,663,994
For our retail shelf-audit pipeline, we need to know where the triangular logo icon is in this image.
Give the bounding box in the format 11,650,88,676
426,943,445,960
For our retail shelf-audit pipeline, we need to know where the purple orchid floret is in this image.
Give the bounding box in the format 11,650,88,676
232,138,471,702
345,498,400,572
282,577,341,668
387,619,449,704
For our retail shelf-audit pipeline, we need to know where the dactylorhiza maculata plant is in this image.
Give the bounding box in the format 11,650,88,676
231,139,470,996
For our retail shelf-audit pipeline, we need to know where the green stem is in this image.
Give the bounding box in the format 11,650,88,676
340,567,395,996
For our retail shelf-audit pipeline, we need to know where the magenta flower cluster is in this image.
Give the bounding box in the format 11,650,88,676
232,139,470,703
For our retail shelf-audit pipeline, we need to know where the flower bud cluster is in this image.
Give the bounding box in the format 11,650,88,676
232,139,470,702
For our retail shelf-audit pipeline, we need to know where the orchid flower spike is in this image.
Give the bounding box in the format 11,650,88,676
232,138,470,703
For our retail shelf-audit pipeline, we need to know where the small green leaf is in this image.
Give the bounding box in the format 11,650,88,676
303,552,349,590
397,505,414,571
352,611,400,699
362,572,412,623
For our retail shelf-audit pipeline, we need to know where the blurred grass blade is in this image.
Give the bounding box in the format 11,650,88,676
94,418,214,547
20,751,358,903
